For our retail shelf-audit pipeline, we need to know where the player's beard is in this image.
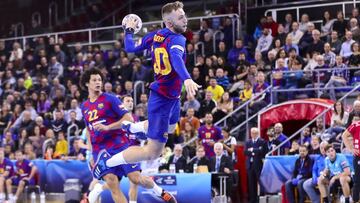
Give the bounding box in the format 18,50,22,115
173,23,186,33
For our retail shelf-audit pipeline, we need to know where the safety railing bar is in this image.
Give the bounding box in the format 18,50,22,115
272,86,359,93
0,13,239,42
229,102,273,134
215,85,273,126
266,83,360,156
264,1,359,14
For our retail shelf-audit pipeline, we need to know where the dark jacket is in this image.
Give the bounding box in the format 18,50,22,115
292,154,313,180
188,156,210,173
244,137,268,172
209,154,234,173
163,155,187,173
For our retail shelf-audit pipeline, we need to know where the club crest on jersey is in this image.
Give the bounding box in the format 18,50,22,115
98,103,104,109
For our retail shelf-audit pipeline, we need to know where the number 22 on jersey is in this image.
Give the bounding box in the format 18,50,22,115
153,47,172,75
87,110,99,122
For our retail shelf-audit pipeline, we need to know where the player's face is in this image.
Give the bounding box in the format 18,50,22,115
123,97,134,111
88,74,103,93
196,148,205,158
169,8,187,33
205,114,213,124
15,152,23,161
326,148,336,160
0,150,4,160
299,147,308,158
214,145,223,156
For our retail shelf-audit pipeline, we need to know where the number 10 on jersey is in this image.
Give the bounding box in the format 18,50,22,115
153,47,172,75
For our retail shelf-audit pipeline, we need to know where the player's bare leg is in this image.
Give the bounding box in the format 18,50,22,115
108,138,165,165
103,174,127,203
88,179,109,203
0,176,5,200
128,181,138,203
5,179,12,200
14,180,26,201
127,171,177,203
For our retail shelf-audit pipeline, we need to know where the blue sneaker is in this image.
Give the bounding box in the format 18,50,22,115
121,123,148,140
93,149,111,179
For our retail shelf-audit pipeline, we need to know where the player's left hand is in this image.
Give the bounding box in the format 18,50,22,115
93,123,110,131
184,79,201,97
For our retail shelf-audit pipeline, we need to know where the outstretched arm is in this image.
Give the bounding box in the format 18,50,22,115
169,36,201,96
124,31,156,53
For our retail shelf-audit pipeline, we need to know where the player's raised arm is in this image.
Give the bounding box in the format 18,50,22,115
123,15,155,53
124,31,156,53
169,36,201,96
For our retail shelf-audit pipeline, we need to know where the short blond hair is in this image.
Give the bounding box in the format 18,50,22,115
162,1,184,19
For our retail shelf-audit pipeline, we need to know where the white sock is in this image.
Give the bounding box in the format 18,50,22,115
106,152,128,167
152,183,163,196
123,121,146,133
129,201,137,203
94,183,104,193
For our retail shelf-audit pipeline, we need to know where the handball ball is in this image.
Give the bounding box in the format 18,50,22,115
122,14,142,34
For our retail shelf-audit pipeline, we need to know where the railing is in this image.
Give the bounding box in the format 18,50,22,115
95,1,132,27
270,66,360,103
32,12,41,26
0,13,240,49
67,123,79,150
266,83,360,156
264,1,360,22
194,42,205,59
14,23,24,38
215,85,272,127
179,85,273,149
214,85,273,139
133,81,145,107
213,30,222,54
49,2,58,28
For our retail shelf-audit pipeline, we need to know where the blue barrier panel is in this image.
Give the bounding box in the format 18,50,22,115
100,173,212,203
32,160,92,193
30,160,212,202
260,154,354,193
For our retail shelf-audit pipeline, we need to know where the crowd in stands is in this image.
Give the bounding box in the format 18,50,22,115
2,4,360,202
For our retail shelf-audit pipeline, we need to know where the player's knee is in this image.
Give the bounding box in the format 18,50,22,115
19,180,25,187
0,176,5,182
128,174,140,185
5,179,11,185
104,174,119,189
340,176,348,185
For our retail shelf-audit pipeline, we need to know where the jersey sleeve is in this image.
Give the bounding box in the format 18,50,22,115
168,35,191,81
324,158,330,170
197,127,202,139
347,123,356,135
216,127,224,140
106,94,129,118
27,160,33,167
5,160,13,172
339,155,350,170
124,31,156,53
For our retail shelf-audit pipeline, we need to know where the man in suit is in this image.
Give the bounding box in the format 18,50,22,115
210,142,234,197
188,146,210,172
285,145,313,203
245,127,268,203
160,144,187,173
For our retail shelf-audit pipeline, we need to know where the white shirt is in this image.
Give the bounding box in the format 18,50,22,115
340,40,356,58
287,30,304,45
